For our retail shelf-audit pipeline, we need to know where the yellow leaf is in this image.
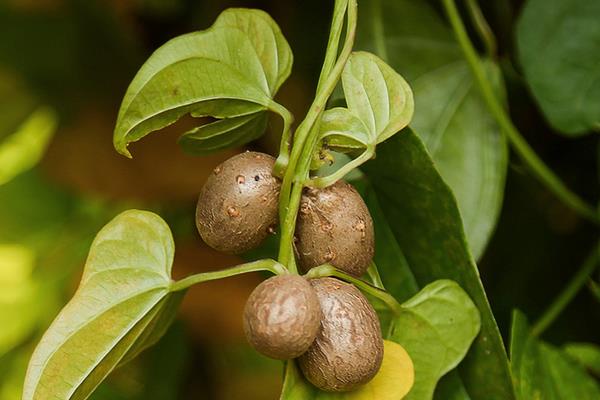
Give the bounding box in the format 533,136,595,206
345,340,414,400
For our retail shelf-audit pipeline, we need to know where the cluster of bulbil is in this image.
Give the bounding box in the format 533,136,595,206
196,151,382,392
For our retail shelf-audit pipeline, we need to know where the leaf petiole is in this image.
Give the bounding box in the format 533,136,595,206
170,259,286,292
306,145,374,188
270,101,294,177
304,264,402,315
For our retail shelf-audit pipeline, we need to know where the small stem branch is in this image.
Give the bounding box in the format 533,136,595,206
305,264,402,315
306,146,374,188
442,0,599,225
531,240,600,336
170,259,285,292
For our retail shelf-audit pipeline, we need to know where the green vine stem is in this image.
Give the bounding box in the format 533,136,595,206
273,0,347,178
442,0,600,225
465,0,497,58
531,240,600,336
305,264,402,315
277,0,358,270
170,259,286,292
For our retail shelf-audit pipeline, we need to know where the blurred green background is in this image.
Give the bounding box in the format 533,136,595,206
0,0,598,399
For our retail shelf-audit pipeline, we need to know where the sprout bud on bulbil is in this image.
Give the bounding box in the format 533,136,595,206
196,151,280,254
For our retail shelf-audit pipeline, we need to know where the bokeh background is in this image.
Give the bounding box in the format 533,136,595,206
0,0,598,399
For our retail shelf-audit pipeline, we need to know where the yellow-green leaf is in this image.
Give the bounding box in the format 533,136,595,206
342,51,413,143
22,210,181,400
114,8,292,157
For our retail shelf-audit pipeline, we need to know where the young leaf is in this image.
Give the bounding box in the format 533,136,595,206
280,340,414,400
510,311,600,399
22,210,181,400
389,280,480,400
517,0,600,135
362,128,515,400
341,51,413,143
357,0,507,260
114,8,292,157
319,108,370,153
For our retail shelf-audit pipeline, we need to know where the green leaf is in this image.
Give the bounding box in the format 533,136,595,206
280,340,414,400
517,0,600,135
23,210,181,400
357,0,507,260
213,8,293,94
114,8,292,157
319,108,370,153
389,280,480,400
341,51,413,144
563,343,600,376
510,311,600,399
362,129,515,400
434,374,472,400
361,184,418,302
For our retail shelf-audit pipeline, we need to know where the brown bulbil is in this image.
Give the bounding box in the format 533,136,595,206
298,277,383,392
196,151,280,254
295,181,374,276
243,274,321,360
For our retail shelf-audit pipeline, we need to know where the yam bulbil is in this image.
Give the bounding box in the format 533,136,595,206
243,274,322,360
295,181,374,276
196,151,280,254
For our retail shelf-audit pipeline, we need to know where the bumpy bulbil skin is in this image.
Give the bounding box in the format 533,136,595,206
298,278,383,392
298,277,384,392
295,180,374,276
196,151,280,254
243,274,322,360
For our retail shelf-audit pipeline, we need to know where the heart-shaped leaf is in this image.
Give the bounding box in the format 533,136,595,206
341,51,413,143
389,280,481,400
313,52,413,184
280,340,414,400
22,210,182,400
114,8,292,157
